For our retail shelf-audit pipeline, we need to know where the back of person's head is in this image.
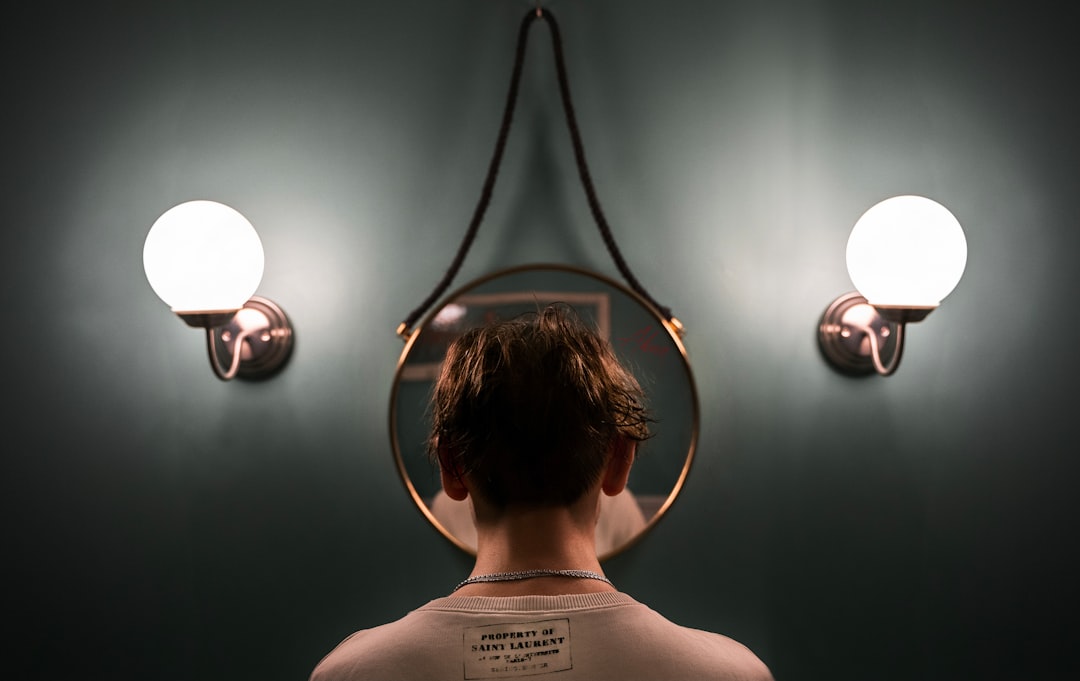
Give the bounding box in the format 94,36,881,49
429,303,651,509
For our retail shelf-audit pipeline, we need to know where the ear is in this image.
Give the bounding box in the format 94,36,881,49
601,437,636,497
437,444,470,502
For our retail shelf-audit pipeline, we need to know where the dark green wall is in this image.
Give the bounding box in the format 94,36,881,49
6,1,1077,679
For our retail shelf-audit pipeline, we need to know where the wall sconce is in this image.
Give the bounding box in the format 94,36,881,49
818,195,967,376
143,200,294,381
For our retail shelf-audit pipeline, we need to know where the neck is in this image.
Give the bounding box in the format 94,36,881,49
455,495,611,596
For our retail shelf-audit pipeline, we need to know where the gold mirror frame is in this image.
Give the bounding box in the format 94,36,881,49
389,263,699,561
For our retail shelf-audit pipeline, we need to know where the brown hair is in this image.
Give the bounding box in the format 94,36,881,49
428,303,651,508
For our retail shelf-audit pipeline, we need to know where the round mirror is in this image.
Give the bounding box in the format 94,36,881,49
389,264,699,560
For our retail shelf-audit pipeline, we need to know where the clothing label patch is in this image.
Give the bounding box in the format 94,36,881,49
462,618,572,679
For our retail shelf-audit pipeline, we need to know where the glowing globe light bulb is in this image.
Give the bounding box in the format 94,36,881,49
143,200,265,316
845,195,967,311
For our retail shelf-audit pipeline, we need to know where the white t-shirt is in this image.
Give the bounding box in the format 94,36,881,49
310,592,772,681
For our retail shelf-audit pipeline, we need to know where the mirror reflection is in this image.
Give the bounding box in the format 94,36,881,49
390,264,698,559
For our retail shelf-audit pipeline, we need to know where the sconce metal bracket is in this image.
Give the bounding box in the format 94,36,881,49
817,292,901,376
211,296,294,380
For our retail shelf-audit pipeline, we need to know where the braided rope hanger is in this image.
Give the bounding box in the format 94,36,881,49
397,6,678,339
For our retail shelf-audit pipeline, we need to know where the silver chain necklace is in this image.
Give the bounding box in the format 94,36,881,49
454,569,613,592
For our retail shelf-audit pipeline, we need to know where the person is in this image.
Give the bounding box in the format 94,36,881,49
310,304,773,681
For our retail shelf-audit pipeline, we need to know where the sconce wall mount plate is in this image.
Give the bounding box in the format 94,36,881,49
209,296,294,380
818,292,905,376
